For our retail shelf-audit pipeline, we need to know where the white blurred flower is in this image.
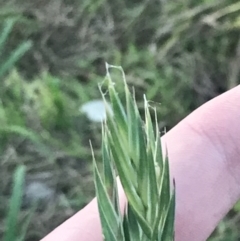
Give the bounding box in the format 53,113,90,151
24,181,55,207
80,99,113,122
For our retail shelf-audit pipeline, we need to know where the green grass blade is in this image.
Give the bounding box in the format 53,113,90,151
161,186,176,241
106,65,128,138
154,108,163,172
152,155,172,238
135,112,149,209
144,95,155,148
146,147,158,226
92,141,124,240
108,134,143,214
0,19,16,54
123,204,142,241
18,204,36,241
3,165,26,241
98,203,119,241
102,126,121,216
0,40,32,78
125,85,140,167
102,127,115,199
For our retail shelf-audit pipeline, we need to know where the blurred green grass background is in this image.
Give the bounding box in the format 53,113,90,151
1,0,240,240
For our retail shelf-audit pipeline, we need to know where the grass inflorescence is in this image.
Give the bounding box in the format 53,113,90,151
93,64,175,241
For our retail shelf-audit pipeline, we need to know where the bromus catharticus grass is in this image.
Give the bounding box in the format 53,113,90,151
92,64,175,241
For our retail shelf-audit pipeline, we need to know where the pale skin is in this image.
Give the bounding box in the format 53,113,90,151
42,85,240,241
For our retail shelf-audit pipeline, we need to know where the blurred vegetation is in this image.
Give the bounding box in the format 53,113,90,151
1,0,240,240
